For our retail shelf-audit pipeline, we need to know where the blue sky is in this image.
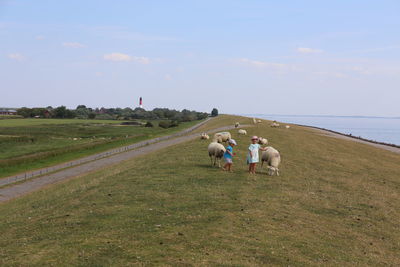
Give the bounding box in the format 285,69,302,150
1,0,399,116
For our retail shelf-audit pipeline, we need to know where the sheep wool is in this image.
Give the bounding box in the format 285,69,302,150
208,142,226,167
238,129,247,135
261,146,281,176
213,132,232,143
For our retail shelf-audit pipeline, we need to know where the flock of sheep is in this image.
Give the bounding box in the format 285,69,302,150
200,119,288,176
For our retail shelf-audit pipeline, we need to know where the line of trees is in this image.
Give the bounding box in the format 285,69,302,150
17,106,212,122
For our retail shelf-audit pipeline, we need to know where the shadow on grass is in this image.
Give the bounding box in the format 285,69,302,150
194,163,217,169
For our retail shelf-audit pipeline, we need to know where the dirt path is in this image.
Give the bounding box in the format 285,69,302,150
0,123,243,203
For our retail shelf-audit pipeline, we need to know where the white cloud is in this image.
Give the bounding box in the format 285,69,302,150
62,42,86,48
239,58,287,69
103,53,150,64
297,47,323,54
238,58,298,73
133,56,150,64
313,71,347,78
8,53,24,61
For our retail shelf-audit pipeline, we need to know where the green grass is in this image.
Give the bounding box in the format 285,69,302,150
0,119,201,178
1,115,399,266
0,115,23,120
0,118,124,127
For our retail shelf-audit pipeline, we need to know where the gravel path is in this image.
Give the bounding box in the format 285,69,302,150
0,123,242,203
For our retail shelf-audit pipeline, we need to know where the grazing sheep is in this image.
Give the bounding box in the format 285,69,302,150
253,118,257,124
235,122,240,128
213,132,231,143
271,122,280,128
285,125,290,129
257,119,262,123
200,133,210,140
208,142,226,167
258,137,268,145
261,146,281,176
238,129,247,135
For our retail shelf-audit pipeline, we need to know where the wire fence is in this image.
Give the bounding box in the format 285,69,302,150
0,118,211,187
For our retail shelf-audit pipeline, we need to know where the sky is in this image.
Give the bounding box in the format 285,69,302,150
1,0,399,116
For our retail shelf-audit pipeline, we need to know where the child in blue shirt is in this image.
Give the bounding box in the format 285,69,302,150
223,139,237,172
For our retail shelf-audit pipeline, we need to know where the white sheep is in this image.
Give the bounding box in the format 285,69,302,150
285,125,290,129
253,118,257,124
235,122,240,128
238,129,247,135
258,137,268,145
208,142,226,167
200,133,210,140
261,146,281,176
213,132,231,143
257,119,262,123
271,122,280,128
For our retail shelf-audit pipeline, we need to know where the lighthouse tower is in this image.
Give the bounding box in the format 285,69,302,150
139,97,143,108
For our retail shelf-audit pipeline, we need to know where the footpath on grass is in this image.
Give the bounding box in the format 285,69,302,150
0,118,211,187
0,120,247,202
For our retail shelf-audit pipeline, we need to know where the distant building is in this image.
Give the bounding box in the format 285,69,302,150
0,109,17,115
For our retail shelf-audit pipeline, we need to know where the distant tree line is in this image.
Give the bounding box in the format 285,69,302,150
16,106,211,122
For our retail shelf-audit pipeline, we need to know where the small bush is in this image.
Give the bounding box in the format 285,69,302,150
170,120,179,127
158,121,171,129
145,121,154,127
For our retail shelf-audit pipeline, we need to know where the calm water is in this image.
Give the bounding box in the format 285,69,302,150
248,114,400,145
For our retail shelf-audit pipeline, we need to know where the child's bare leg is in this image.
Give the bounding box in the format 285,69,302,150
222,162,228,171
248,163,252,173
228,163,232,171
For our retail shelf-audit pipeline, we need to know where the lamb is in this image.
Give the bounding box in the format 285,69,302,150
208,142,226,167
200,133,210,140
285,125,290,129
213,132,231,143
257,119,262,123
235,122,240,128
238,129,247,135
258,137,268,145
261,146,281,176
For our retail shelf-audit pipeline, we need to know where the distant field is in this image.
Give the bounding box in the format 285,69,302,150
0,118,124,127
1,115,399,265
0,115,23,120
0,118,201,177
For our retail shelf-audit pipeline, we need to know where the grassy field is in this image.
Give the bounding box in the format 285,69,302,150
1,115,399,266
0,115,23,120
0,118,201,178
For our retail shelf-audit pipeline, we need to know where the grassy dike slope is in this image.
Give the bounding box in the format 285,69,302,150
1,115,399,266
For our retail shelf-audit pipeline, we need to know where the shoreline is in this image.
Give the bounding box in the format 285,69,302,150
296,123,400,154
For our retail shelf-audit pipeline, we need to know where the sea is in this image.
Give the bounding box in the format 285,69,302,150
245,114,400,146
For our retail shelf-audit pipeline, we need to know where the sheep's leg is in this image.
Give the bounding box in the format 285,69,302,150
213,156,217,166
210,155,213,166
218,158,221,168
276,168,280,176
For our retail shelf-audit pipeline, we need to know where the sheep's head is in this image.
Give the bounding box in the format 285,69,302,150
267,166,277,176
